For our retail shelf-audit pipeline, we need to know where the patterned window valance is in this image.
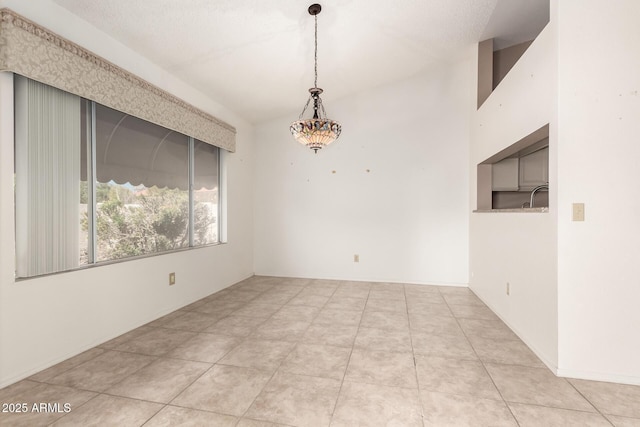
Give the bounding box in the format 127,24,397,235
0,8,236,152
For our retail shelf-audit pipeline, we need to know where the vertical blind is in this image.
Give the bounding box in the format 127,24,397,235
15,76,81,277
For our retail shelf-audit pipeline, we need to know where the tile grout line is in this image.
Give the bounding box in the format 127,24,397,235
234,278,337,424
25,349,107,386
43,392,103,426
157,278,332,424
34,348,163,424
564,380,615,426
327,280,371,426
231,280,304,423
165,276,287,424
11,277,638,426
440,288,522,427
77,339,214,425
404,284,427,427
7,278,323,426
62,280,272,425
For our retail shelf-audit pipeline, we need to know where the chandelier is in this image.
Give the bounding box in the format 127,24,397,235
290,3,341,153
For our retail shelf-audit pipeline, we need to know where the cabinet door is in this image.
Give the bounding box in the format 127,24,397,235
519,147,548,189
492,158,519,191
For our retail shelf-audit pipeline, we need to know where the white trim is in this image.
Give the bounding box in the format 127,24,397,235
0,72,15,282
556,368,640,387
471,288,559,374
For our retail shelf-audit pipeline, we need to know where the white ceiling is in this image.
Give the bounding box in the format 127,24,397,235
52,0,549,124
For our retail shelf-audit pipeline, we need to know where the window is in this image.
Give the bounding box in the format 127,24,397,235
15,76,221,278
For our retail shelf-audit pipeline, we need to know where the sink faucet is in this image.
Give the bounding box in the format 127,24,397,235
530,184,549,208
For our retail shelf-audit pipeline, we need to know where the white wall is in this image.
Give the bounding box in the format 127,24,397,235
470,23,559,369
0,1,254,387
253,61,472,285
556,0,640,384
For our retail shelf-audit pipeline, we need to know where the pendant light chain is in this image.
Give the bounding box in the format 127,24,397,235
314,14,318,88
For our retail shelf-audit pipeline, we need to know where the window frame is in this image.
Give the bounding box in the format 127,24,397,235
15,79,224,280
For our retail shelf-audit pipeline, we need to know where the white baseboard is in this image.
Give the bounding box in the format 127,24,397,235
0,272,255,389
470,288,559,374
469,289,640,386
556,368,640,386
252,273,469,288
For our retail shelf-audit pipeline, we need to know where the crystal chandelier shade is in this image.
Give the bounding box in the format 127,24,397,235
290,4,341,153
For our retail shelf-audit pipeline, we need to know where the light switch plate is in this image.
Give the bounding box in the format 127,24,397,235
572,203,585,221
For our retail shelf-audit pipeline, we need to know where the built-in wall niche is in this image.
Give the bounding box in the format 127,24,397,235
477,124,549,210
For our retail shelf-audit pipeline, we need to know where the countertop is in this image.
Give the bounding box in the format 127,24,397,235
473,207,548,213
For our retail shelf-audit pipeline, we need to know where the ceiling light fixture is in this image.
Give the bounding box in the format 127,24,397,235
290,3,341,153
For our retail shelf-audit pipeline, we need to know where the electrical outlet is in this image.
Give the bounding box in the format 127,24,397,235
354,254,359,263
169,272,176,286
506,282,510,295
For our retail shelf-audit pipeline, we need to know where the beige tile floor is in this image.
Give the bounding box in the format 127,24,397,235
1,276,640,426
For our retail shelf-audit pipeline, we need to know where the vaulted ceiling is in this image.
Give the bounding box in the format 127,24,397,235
52,0,549,124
